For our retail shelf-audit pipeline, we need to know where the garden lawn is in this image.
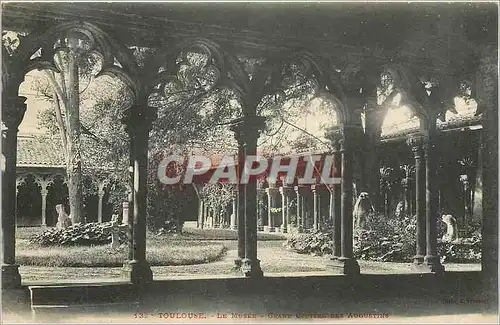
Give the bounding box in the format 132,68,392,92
16,239,227,267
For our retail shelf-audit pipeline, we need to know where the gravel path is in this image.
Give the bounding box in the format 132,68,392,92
19,240,480,284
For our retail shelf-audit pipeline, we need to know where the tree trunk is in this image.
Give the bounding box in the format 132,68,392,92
66,40,83,224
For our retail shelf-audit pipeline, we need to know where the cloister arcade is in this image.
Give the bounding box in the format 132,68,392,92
1,2,497,308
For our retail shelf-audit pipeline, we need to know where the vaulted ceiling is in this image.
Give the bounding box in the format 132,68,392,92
2,2,497,80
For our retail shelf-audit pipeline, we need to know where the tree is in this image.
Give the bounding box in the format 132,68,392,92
32,35,103,224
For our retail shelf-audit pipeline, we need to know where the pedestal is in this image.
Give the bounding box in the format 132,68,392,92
326,257,360,276
241,258,263,278
127,259,153,284
2,264,21,289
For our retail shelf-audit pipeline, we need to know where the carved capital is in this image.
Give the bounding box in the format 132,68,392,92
230,115,266,146
406,134,426,158
98,179,109,196
2,96,27,131
33,174,55,192
279,185,292,196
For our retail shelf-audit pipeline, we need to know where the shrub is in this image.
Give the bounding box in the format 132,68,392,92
285,211,482,263
29,222,128,246
438,233,482,263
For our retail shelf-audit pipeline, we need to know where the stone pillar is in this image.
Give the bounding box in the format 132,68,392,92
279,186,290,233
197,199,204,228
423,123,445,274
311,185,319,230
294,186,302,232
122,201,129,225
408,135,426,264
332,141,342,260
34,175,53,227
230,191,237,230
266,184,278,232
335,125,360,275
121,107,135,267
301,192,307,229
234,134,245,266
40,187,48,227
230,116,265,277
97,180,108,223
477,45,498,311
257,182,266,231
2,96,27,289
121,106,156,284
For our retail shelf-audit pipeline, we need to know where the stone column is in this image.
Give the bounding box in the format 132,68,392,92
332,141,342,260
408,135,426,264
301,191,307,229
311,185,319,230
294,186,302,232
2,96,27,289
122,201,129,225
336,125,360,275
121,106,156,284
257,181,266,231
234,134,245,266
120,107,135,267
34,175,53,227
231,191,237,230
97,180,108,223
266,184,278,232
423,122,445,274
40,187,48,227
230,116,265,277
279,186,290,233
197,199,204,228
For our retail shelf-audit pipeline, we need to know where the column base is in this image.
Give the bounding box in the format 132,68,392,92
424,255,445,275
231,225,237,230
234,258,243,268
413,254,425,264
326,257,360,276
241,258,263,277
257,226,264,232
2,264,22,289
280,225,288,233
126,259,153,284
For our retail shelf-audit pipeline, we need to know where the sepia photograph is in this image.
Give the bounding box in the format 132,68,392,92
1,1,498,323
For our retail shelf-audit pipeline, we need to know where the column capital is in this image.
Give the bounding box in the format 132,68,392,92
265,187,279,195
2,96,27,131
98,179,109,196
33,174,55,192
230,115,266,144
406,134,426,157
279,185,292,195
294,185,307,194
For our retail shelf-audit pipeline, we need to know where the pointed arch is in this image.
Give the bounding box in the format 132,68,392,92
5,21,139,101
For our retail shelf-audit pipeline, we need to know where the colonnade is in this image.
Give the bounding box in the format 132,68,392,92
14,173,110,226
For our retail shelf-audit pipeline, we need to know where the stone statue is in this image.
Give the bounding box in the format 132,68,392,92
441,214,459,242
55,204,72,229
353,192,374,231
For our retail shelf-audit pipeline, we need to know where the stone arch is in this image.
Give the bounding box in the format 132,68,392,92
3,21,139,101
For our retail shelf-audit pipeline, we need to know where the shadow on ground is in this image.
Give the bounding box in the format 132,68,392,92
3,271,498,323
